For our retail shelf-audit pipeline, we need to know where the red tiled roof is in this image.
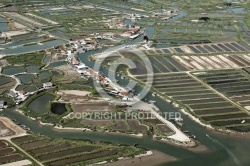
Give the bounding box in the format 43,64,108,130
19,90,25,94
121,91,128,96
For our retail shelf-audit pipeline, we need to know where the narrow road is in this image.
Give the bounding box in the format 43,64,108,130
7,139,44,166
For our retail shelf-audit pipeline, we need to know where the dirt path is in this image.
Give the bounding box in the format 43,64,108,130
7,140,44,166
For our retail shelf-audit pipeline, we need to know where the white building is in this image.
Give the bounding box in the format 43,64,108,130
77,70,85,74
43,82,53,89
76,63,86,70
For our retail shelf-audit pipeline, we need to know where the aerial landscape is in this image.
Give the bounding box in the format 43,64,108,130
0,0,249,165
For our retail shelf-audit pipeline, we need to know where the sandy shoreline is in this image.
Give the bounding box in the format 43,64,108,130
0,117,26,138
103,150,176,166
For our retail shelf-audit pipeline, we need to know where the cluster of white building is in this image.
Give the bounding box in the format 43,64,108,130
64,41,133,101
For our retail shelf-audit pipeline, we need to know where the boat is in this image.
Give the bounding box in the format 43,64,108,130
133,143,139,147
129,33,140,39
152,92,157,97
174,117,183,122
149,100,156,104
189,135,196,139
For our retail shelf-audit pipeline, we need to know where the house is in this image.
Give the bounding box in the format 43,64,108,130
72,58,79,65
86,40,96,45
43,82,53,89
103,33,113,39
19,90,26,95
0,100,4,109
109,17,125,28
121,31,132,37
46,50,52,55
121,91,129,96
122,96,129,101
131,28,140,34
80,39,86,45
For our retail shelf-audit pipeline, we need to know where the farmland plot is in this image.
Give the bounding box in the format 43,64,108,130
136,72,248,129
11,135,146,165
174,54,250,71
129,55,187,76
0,140,32,165
195,69,250,110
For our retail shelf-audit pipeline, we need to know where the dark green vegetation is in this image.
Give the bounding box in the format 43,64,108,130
5,52,44,66
20,91,68,124
11,134,146,166
1,51,67,95
64,112,173,138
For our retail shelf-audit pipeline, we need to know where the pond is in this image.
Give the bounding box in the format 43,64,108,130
43,55,51,63
28,94,55,115
51,70,60,76
16,74,35,85
0,37,45,49
49,31,75,40
38,71,51,80
1,67,25,75
0,17,6,22
0,23,10,31
15,85,26,91
0,97,12,105
154,43,171,48
46,61,67,69
16,85,37,92
26,66,41,73
24,86,37,92
0,76,11,85
58,27,67,32
232,7,245,14
51,102,67,115
0,40,66,55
